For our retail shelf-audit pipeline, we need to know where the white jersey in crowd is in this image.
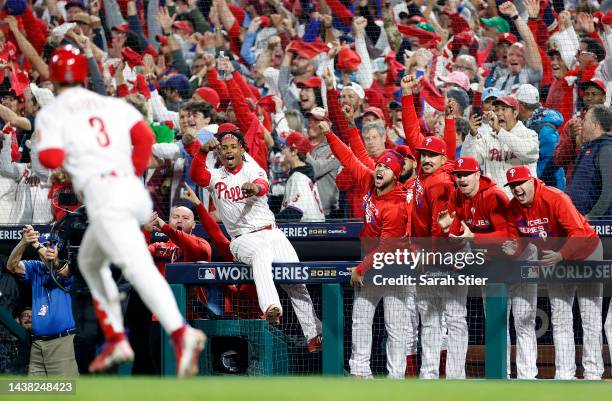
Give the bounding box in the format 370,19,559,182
460,121,539,198
33,87,143,193
281,169,324,222
206,161,275,238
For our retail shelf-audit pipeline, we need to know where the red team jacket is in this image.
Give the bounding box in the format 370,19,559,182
505,179,600,260
325,131,408,275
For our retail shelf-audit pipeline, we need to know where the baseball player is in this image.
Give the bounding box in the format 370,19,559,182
438,157,538,379
503,166,605,380
33,45,205,377
189,124,323,352
277,132,325,222
324,125,410,379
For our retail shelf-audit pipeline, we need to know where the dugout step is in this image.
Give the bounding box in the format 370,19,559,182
192,319,289,376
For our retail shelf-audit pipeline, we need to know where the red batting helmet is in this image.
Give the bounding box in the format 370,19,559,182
49,45,88,84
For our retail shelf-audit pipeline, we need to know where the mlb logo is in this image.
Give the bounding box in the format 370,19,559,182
521,266,539,279
198,267,216,280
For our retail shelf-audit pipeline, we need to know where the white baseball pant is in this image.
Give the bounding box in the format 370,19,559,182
405,285,419,357
417,284,468,379
507,283,538,379
349,284,413,379
548,240,604,380
605,303,612,371
229,228,321,340
78,176,184,336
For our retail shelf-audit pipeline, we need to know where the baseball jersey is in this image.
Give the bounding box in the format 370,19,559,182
33,87,144,193
201,160,275,238
281,166,325,222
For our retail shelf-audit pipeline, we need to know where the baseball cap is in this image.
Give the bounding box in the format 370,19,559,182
505,165,533,186
285,132,313,155
172,20,194,34
396,145,416,161
363,107,385,121
515,84,540,105
156,34,169,46
64,0,86,10
159,74,190,98
371,58,388,73
296,76,322,89
70,12,91,25
29,83,54,108
480,17,510,33
112,23,130,34
493,95,519,110
195,87,220,110
375,150,405,179
497,32,518,45
217,122,239,134
38,233,60,247
452,157,480,173
341,82,365,100
439,71,470,92
446,88,470,112
336,47,361,71
415,136,447,156
305,107,329,121
583,78,607,94
482,87,502,102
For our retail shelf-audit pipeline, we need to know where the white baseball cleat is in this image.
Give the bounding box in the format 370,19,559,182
89,339,135,373
174,326,207,378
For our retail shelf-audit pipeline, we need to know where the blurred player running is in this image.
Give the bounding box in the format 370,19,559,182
33,45,205,377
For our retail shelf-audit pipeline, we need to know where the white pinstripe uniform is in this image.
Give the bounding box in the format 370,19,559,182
207,161,321,340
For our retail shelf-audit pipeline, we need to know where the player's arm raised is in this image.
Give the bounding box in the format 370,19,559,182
130,120,155,176
189,140,215,188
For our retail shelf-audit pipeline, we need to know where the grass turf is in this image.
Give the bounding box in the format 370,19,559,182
7,377,612,401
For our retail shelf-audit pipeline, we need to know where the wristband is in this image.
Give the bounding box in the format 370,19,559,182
511,15,519,21
35,244,45,252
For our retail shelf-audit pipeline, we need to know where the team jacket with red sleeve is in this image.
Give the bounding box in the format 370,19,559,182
445,176,509,248
326,131,408,274
505,179,600,260
148,225,212,276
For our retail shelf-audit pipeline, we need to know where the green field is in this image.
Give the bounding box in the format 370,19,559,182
4,377,612,401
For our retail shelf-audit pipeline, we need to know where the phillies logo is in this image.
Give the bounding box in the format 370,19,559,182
386,157,391,163
458,159,464,167
425,138,432,146
509,169,515,177
214,182,248,202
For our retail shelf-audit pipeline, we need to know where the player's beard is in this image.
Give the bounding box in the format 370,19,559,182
399,166,415,183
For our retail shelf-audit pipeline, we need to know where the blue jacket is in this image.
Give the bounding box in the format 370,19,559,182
567,133,612,217
525,107,566,190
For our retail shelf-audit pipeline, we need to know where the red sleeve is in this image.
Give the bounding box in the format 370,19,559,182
38,148,65,169
428,181,455,237
232,69,256,103
226,73,257,134
324,0,354,28
335,168,354,191
195,203,233,262
228,21,242,57
252,178,269,196
473,191,510,245
419,79,445,111
527,18,551,51
161,224,212,262
189,149,212,187
326,88,351,143
135,74,152,99
587,30,604,45
130,120,154,176
325,131,373,193
21,6,47,54
443,117,457,161
401,94,426,153
348,127,375,169
207,68,230,103
555,196,595,259
553,121,578,169
184,140,201,158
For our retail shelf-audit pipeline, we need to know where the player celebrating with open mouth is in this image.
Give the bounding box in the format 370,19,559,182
189,124,323,353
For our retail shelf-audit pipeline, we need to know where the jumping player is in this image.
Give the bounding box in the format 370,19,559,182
33,45,206,377
189,124,323,351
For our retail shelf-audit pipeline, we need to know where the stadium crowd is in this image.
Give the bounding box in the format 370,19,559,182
0,0,610,379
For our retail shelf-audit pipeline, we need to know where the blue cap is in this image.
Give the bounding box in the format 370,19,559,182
159,74,190,98
38,233,60,247
482,87,502,102
5,0,26,16
64,0,86,10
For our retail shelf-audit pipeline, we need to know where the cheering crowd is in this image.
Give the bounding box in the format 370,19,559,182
0,0,610,380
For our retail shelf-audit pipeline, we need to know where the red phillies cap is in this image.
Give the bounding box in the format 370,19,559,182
112,23,130,34
396,145,415,161
285,131,313,155
415,136,447,156
452,157,480,173
497,32,517,45
375,150,404,178
172,20,193,34
584,78,607,94
296,76,322,89
156,34,169,46
363,107,385,121
336,47,361,71
217,122,240,134
493,95,519,110
259,16,271,28
505,165,533,186
195,87,220,110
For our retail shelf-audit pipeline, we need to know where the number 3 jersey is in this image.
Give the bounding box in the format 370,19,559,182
33,87,144,193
